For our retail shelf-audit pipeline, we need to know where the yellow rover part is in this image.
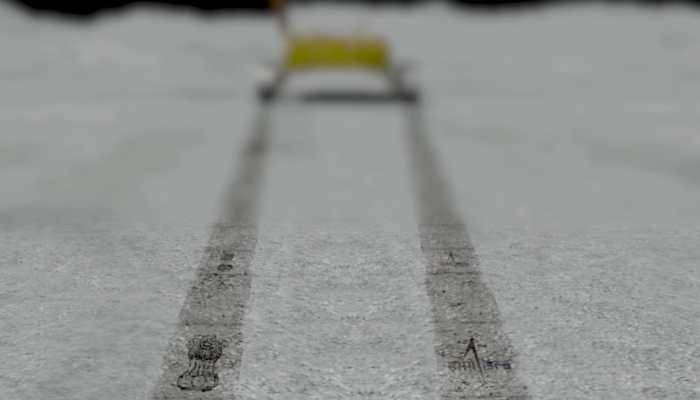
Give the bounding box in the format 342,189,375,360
285,35,389,70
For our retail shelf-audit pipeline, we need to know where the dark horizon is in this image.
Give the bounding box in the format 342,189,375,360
6,0,699,17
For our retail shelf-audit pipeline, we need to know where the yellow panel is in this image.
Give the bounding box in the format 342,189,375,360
285,35,389,70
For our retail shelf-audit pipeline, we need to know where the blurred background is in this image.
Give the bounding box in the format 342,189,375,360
8,0,700,16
